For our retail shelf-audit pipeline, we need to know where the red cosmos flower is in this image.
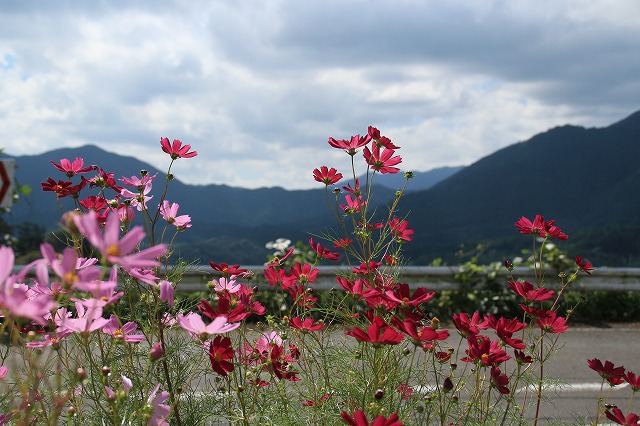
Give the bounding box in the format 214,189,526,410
289,316,324,333
575,256,594,275
41,178,73,196
514,350,533,364
452,312,482,337
336,276,367,297
309,238,340,261
362,288,396,311
435,351,452,363
352,261,382,275
263,265,296,290
384,284,435,308
494,317,527,350
346,316,404,347
51,157,95,178
340,410,403,426
313,166,343,185
624,371,640,392
302,393,330,407
520,305,554,320
605,407,640,425
490,366,510,395
387,218,414,241
267,343,300,382
391,317,449,346
508,281,554,303
289,283,318,309
87,168,124,192
80,195,108,211
328,134,372,156
160,137,198,159
514,215,568,240
588,358,626,383
209,335,234,376
290,262,319,285
536,311,569,334
198,297,251,323
209,261,248,277
334,238,353,248
462,335,511,366
363,143,402,174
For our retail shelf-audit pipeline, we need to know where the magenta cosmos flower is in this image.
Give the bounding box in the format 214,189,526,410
160,137,197,159
50,157,95,178
340,410,403,426
74,212,167,271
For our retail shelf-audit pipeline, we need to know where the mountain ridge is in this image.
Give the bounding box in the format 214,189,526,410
3,109,640,265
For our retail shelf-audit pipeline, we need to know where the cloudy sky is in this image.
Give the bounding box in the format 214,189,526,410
1,1,638,189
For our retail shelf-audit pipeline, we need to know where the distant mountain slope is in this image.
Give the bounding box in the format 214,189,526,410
3,109,640,266
361,166,464,192
401,110,640,265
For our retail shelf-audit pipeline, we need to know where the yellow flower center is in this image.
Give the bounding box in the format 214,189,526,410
106,245,120,257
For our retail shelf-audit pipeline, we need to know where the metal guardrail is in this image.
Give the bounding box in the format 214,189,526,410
13,265,640,292
172,265,640,292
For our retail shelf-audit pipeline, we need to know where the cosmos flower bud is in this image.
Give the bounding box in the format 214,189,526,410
443,377,453,393
150,342,164,361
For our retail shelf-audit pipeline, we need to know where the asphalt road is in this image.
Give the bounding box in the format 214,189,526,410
519,324,640,425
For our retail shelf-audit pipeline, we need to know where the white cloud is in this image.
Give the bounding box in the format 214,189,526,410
0,0,638,189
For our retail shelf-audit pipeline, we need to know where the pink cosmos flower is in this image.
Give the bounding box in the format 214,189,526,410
159,280,174,307
39,243,102,289
160,137,198,159
103,314,145,343
159,200,192,230
176,312,240,340
128,268,160,286
0,247,55,325
117,204,136,223
212,277,241,294
146,384,171,425
25,329,73,348
50,157,95,178
119,173,158,189
57,301,109,335
120,182,153,211
73,212,167,271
